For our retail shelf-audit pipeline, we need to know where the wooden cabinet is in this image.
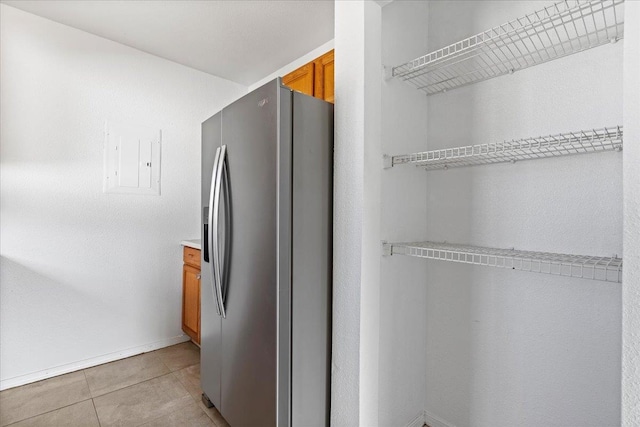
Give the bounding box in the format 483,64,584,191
182,246,201,345
313,50,335,103
282,62,315,97
282,49,334,104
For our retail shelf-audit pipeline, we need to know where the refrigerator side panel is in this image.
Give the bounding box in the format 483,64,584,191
220,79,279,427
291,92,334,427
201,112,222,409
277,84,293,427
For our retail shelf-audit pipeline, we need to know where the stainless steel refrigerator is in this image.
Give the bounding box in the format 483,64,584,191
200,78,333,427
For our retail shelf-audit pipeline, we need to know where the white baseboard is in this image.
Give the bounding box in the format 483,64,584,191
405,409,456,427
406,410,427,427
423,409,456,427
0,335,191,391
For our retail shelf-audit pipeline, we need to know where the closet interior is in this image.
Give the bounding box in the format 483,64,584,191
380,1,625,426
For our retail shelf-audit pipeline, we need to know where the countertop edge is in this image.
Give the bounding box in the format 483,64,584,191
180,239,201,250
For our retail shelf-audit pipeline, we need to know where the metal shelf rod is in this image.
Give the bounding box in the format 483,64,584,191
385,126,622,170
383,241,622,283
391,0,625,96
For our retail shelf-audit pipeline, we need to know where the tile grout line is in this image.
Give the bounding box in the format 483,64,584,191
1,345,199,427
170,367,211,420
88,368,171,399
84,370,102,427
83,369,96,399
132,394,199,427
91,368,195,427
85,352,190,399
170,365,202,399
1,371,94,427
90,363,199,403
91,398,102,427
91,373,173,401
158,354,174,375
169,367,224,427
2,398,95,427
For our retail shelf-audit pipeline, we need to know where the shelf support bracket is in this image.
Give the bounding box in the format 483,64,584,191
382,241,393,257
383,155,393,169
383,65,393,81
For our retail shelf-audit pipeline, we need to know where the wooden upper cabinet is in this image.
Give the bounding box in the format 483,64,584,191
314,50,334,104
282,62,315,97
282,49,334,104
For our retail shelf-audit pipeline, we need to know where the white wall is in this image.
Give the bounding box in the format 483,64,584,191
379,1,430,426
0,4,246,389
333,2,364,425
332,1,381,426
622,2,640,425
421,1,623,426
360,3,382,426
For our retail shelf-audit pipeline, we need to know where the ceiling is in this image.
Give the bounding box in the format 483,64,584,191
2,0,335,86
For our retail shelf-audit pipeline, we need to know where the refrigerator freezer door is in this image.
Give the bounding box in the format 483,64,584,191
201,112,222,410
219,80,284,427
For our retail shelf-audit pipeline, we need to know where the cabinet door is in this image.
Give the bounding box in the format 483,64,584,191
182,264,201,344
314,50,334,103
282,62,315,97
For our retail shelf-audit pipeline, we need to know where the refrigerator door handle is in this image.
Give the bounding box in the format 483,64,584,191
220,148,231,311
213,144,227,319
208,146,222,317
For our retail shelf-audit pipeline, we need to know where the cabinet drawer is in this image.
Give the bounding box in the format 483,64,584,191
183,246,201,269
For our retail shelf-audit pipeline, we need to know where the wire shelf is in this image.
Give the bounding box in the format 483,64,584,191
392,0,625,95
386,126,623,170
383,241,622,283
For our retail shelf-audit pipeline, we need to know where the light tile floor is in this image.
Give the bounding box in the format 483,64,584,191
0,342,230,427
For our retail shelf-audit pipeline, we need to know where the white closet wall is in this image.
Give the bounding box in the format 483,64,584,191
381,1,623,426
622,4,640,425
380,1,429,426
